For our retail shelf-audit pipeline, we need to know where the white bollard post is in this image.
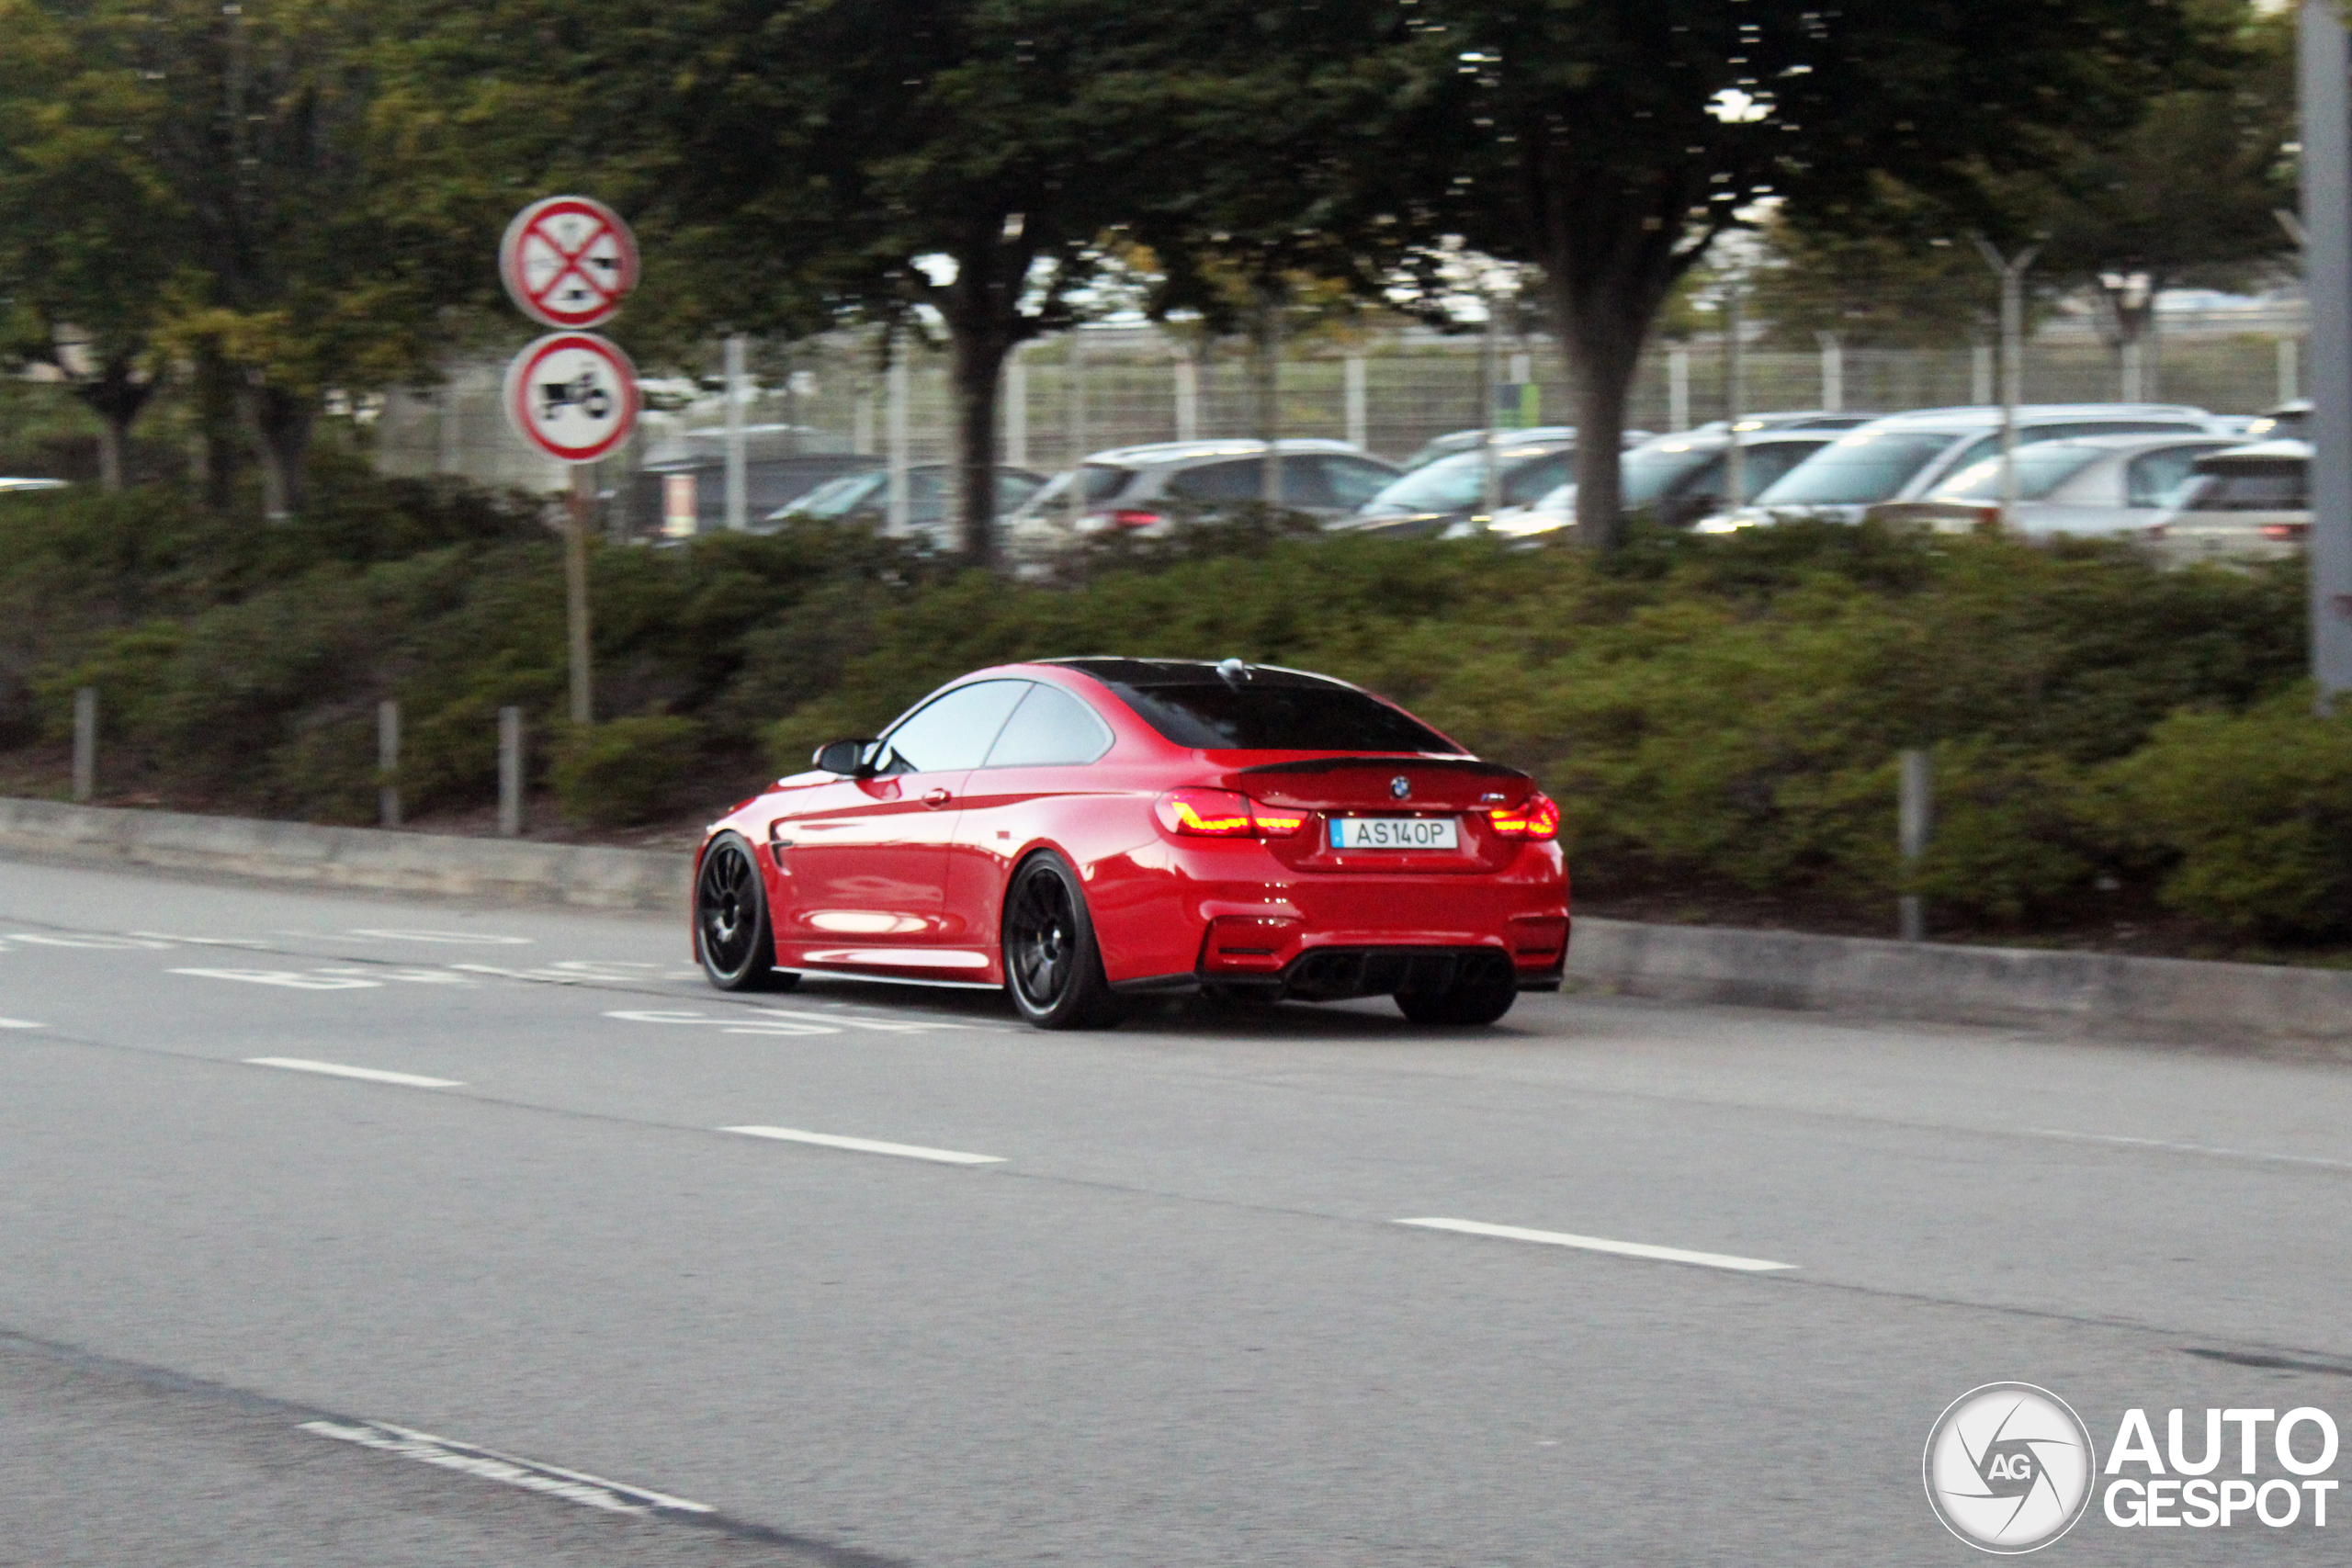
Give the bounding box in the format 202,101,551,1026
1817,332,1843,413
1344,352,1368,449
378,699,401,829
886,335,910,536
72,686,96,803
498,706,524,838
1898,749,1933,942
1668,347,1690,433
1174,352,1200,442
2279,336,2302,406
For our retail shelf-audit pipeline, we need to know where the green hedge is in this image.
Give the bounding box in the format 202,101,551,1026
2,472,2344,946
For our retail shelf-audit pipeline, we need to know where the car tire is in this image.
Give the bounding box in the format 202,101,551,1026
1001,851,1127,1030
1394,967,1517,1026
695,831,797,992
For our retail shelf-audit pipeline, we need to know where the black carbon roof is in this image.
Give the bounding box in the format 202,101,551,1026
1039,657,1345,689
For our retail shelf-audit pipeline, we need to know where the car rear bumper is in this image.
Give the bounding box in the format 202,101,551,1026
1091,840,1569,994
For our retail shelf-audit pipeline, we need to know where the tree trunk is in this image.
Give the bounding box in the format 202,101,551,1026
948,325,1011,566
68,359,155,495
243,384,314,521
193,350,242,509
1532,185,1713,548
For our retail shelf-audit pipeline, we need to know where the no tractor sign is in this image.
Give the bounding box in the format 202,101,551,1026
504,332,640,464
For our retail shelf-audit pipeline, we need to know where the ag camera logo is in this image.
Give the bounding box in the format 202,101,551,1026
1924,1382,2097,1553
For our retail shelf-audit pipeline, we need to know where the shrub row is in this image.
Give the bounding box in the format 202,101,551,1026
2,475,2345,945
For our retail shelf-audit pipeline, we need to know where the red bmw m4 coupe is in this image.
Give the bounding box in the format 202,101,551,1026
693,658,1568,1028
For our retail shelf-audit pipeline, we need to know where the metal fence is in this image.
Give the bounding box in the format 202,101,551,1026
372,323,2310,509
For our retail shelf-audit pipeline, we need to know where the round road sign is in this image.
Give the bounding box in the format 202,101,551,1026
500,196,639,329
504,333,639,464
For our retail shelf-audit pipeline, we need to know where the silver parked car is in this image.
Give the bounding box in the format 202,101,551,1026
1694,404,2234,532
1490,425,1849,538
2143,440,2310,567
1001,439,1400,569
1336,435,1580,537
1867,433,2242,538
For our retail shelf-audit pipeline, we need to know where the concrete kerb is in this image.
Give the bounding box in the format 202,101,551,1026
4,796,2349,1046
0,797,690,914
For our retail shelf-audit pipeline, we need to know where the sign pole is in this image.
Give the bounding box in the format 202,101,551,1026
2301,0,2352,712
565,466,594,726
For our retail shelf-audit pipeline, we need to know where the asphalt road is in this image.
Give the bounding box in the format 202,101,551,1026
6,856,2352,1565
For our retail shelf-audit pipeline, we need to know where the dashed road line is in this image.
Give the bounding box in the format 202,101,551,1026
720,1125,1005,1166
2033,1127,2352,1174
244,1057,462,1089
0,1017,42,1029
1395,1216,1796,1273
173,967,384,990
300,1418,712,1517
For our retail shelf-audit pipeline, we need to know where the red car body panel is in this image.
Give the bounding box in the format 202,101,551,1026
695,660,1570,995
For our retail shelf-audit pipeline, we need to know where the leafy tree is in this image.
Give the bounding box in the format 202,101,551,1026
0,0,178,490
1743,191,1999,353
1385,0,2233,547
1,0,480,518
611,0,1210,565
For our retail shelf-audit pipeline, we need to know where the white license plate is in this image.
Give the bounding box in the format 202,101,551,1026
1328,816,1459,852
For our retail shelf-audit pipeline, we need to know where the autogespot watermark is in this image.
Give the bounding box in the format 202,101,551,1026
1925,1383,2097,1552
1927,1384,2345,1552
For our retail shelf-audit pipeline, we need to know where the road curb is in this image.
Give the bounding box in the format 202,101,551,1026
1566,916,2352,1046
0,797,689,913
5,797,2347,1043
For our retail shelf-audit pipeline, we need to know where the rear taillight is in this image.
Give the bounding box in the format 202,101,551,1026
1155,788,1307,838
2260,522,2310,541
1975,505,2001,529
1110,509,1165,529
1488,794,1561,840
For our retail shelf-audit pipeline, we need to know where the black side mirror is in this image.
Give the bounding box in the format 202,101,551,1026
813,739,876,776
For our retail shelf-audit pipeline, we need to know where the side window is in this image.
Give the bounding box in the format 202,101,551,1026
1278,453,1336,508
1165,459,1265,502
874,681,1027,775
983,683,1115,768
1740,442,1823,493
2126,447,2211,508
1938,434,2001,484
1319,457,1395,510
1502,453,1570,504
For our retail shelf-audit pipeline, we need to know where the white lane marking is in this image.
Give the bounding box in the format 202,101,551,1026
6,932,175,949
172,967,383,990
346,929,535,944
129,931,269,948
246,1057,462,1089
2033,1128,2352,1174
300,1419,710,1517
720,1125,1004,1166
605,1008,839,1037
1395,1217,1796,1273
0,1017,42,1029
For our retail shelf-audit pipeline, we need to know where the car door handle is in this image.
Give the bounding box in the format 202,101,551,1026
922,788,953,807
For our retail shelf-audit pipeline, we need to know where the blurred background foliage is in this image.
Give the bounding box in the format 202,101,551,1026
5,474,2346,952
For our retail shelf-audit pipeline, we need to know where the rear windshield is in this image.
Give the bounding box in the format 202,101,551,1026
1930,445,2108,502
1024,463,1131,511
1102,680,1461,752
1753,433,1956,505
2184,468,2308,512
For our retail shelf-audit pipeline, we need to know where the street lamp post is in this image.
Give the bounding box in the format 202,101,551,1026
1972,238,2041,530
2301,0,2352,711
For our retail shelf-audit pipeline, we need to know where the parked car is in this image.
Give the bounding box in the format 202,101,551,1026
1687,410,1882,436
635,453,874,536
1397,423,1666,474
1692,404,2234,531
1337,435,1579,537
0,478,68,495
2244,400,2309,440
2143,439,2311,566
1001,440,1400,566
1866,433,2243,537
1488,426,1843,538
693,658,1567,1029
766,463,1045,550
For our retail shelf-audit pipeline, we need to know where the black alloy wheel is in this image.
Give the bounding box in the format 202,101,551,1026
1001,852,1126,1030
695,831,796,992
